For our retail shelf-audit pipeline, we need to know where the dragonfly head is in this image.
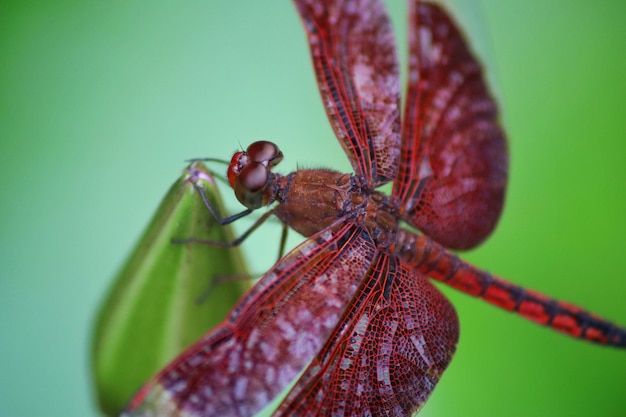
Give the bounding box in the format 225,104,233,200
227,141,284,209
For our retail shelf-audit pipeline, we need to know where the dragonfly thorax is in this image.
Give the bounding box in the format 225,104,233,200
272,169,400,250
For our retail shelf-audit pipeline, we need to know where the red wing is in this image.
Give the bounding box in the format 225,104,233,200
275,254,459,416
123,223,377,417
293,0,401,186
393,1,508,250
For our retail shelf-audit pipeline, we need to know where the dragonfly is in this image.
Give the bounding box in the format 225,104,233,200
123,1,626,416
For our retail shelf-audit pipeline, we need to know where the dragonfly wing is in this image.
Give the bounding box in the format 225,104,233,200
293,0,401,186
123,223,377,417
275,254,459,416
393,1,508,250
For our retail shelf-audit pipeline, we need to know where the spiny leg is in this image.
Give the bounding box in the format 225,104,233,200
172,208,275,248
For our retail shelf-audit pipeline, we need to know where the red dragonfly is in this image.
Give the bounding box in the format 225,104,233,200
123,1,625,416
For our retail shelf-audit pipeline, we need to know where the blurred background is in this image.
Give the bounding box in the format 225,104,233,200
1,1,624,416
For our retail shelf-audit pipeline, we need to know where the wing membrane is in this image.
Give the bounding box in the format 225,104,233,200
275,254,459,416
124,223,377,417
293,0,401,186
393,1,508,249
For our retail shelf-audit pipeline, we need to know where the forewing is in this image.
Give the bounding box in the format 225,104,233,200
293,0,401,186
275,254,459,416
123,223,377,417
393,1,508,250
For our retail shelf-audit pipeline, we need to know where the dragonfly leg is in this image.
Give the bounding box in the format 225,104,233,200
277,223,289,263
188,176,252,225
173,209,276,248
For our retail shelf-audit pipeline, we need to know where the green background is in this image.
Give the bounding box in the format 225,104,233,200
1,1,624,416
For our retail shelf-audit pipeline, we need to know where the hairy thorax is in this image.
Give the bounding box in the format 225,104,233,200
271,169,400,250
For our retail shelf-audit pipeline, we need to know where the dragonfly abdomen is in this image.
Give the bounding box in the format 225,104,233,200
395,229,626,347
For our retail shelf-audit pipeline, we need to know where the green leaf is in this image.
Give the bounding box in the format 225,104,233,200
92,161,249,416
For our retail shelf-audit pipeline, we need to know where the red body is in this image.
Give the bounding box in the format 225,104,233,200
123,1,626,416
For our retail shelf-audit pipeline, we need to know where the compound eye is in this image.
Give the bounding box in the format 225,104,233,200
239,162,268,192
227,151,248,188
247,141,283,167
233,162,269,209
